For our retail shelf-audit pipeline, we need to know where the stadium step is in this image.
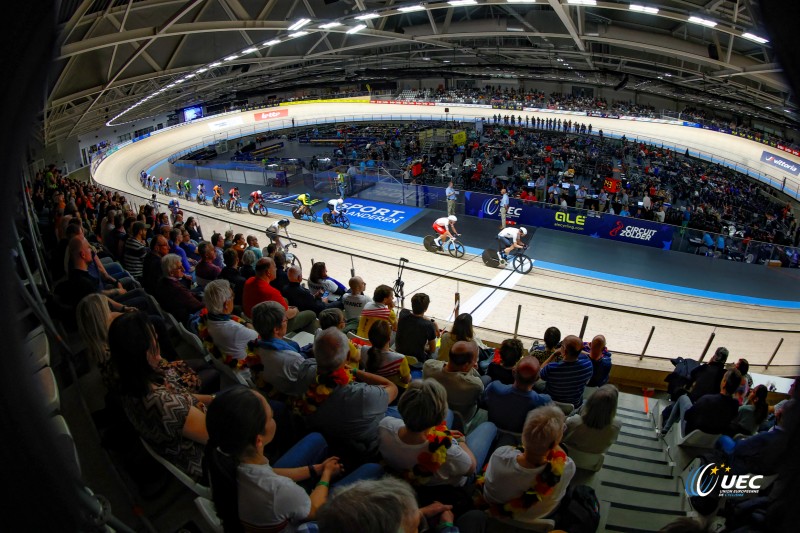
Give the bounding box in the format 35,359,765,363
593,391,688,529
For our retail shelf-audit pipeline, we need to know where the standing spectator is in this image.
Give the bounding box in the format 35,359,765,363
499,188,509,229
395,293,438,361
562,384,622,454
423,340,484,423
538,335,593,408
582,335,612,387
688,347,729,402
482,356,551,436
733,358,753,404
446,181,458,216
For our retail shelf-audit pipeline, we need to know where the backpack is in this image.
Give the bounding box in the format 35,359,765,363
553,484,600,533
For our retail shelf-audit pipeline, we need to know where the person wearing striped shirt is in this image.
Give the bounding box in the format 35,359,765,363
538,335,593,408
356,284,397,339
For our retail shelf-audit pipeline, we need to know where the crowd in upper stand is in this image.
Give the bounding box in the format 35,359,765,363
28,163,797,532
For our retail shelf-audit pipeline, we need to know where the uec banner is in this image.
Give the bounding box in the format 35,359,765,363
464,192,674,249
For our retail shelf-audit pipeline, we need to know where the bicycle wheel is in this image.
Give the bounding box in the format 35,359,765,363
289,253,302,272
322,213,333,226
447,240,465,258
292,207,302,219
258,204,268,216
235,202,242,213
512,254,533,274
340,215,350,229
423,235,438,252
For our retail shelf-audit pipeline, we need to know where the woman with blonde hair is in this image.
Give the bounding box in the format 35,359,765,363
562,384,622,454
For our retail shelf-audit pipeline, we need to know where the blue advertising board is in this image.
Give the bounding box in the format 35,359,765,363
760,150,800,175
464,191,674,249
341,198,422,230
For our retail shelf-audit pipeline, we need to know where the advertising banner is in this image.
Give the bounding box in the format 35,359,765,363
341,199,422,230
254,109,289,121
452,131,467,145
760,150,800,175
369,100,435,106
208,117,243,130
464,191,673,249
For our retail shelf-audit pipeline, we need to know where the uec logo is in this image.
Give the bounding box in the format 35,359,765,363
483,199,521,217
685,463,765,498
554,212,585,226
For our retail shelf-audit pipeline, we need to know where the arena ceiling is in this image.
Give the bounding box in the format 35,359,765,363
45,0,795,145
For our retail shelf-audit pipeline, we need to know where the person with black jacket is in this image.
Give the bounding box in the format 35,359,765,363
280,265,342,315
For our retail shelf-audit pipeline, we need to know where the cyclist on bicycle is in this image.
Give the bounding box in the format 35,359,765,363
432,215,459,248
140,170,147,186
266,218,291,249
175,179,184,196
228,186,240,209
249,190,263,210
497,226,527,264
158,176,164,191
183,179,191,197
212,184,223,205
327,197,344,217
295,193,314,217
197,182,206,201
148,175,156,189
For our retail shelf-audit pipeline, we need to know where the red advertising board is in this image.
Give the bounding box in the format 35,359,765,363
254,109,289,121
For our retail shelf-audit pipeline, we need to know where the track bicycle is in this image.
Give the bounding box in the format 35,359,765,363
292,198,323,222
322,206,351,229
248,200,269,217
481,244,533,274
423,234,465,258
265,224,302,271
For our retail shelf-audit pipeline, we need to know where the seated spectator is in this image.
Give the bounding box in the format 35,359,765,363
661,369,742,436
200,279,258,364
529,326,561,365
308,262,347,296
195,241,221,286
298,328,398,465
356,284,397,338
733,358,753,404
269,250,289,292
205,386,383,533
169,228,195,274
240,249,257,279
318,308,360,369
562,384,621,454
438,313,485,363
154,254,203,324
250,301,317,397
230,233,247,262
219,248,246,306
395,293,438,361
178,229,200,261
121,221,149,279
210,233,225,269
582,335,612,387
482,356,551,436
423,340,484,422
362,320,411,390
486,338,524,385
282,265,342,315
244,258,318,333
727,399,795,476
185,216,203,242
109,312,212,480
341,276,368,333
538,335,593,408
379,379,496,501
315,478,483,533
729,384,769,436
141,235,170,293
480,405,576,523
245,235,262,260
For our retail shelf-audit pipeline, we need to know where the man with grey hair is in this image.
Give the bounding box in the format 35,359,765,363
422,340,484,423
303,327,397,465
250,301,317,396
154,253,203,323
203,279,257,362
281,265,342,315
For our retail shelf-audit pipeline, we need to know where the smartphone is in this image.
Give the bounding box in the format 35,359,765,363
322,291,330,299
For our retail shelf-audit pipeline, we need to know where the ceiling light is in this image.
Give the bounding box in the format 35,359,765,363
288,31,309,38
448,0,477,6
507,1,537,4
183,74,195,79
422,57,431,60
263,39,281,46
567,0,596,5
742,32,768,44
209,62,222,67
398,5,426,12
223,55,238,61
688,16,717,27
355,13,380,20
507,26,524,31
196,68,208,73
287,18,311,31
242,47,258,54
629,4,658,14
319,22,343,29
346,24,367,34
443,60,451,63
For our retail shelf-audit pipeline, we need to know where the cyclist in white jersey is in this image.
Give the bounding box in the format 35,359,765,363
327,197,344,216
432,215,459,248
497,226,527,263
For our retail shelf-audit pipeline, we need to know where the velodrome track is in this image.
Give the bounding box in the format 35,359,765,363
92,102,800,375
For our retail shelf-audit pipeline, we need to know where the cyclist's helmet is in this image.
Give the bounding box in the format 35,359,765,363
336,198,344,204
234,186,239,190
520,227,528,235
278,218,291,228
448,215,457,222
256,190,262,195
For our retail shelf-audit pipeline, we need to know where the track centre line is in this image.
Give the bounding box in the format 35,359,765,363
458,265,527,327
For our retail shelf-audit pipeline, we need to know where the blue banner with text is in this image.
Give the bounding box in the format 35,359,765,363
341,198,422,230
